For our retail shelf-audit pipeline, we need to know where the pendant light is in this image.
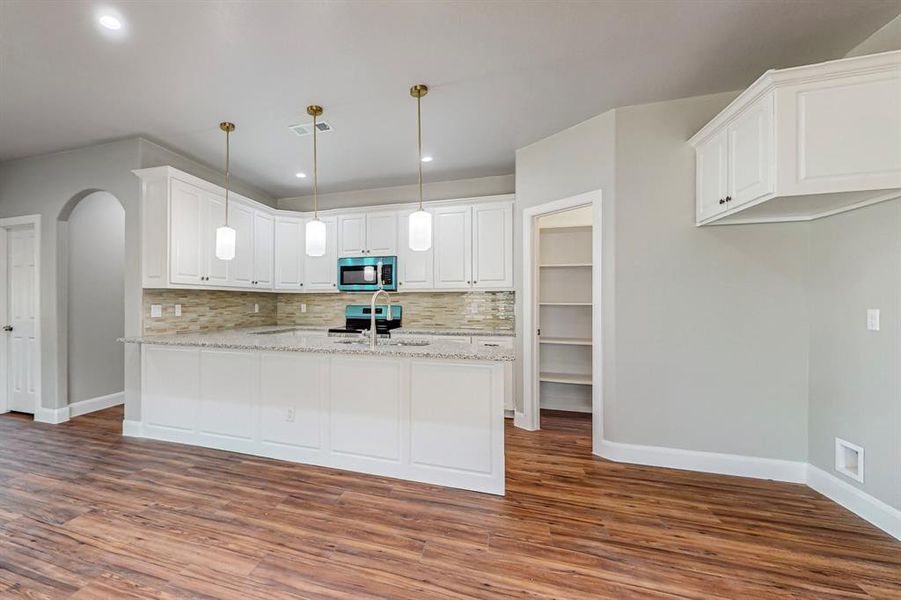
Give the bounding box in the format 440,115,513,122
305,104,327,257
408,84,432,251
215,121,237,261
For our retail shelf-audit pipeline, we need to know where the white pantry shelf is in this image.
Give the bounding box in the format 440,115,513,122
539,263,592,268
539,301,592,307
539,337,592,346
539,371,592,386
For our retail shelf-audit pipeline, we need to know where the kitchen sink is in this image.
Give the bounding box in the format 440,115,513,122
249,328,303,335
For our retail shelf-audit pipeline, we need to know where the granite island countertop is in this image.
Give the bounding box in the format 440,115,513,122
120,326,514,361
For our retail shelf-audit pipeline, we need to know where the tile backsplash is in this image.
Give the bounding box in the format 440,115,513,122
143,289,514,334
278,291,514,330
143,290,277,334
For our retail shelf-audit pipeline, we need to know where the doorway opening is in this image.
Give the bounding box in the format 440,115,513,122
60,191,125,417
518,190,602,447
0,215,41,417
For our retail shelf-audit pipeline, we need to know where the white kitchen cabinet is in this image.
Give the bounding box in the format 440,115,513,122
433,205,473,289
365,211,398,256
337,213,366,257
695,131,729,222
252,210,274,289
397,208,434,290
229,202,255,288
338,211,397,257
691,50,900,225
274,216,305,291
472,202,513,289
304,215,338,290
472,336,515,412
202,194,230,286
169,179,205,285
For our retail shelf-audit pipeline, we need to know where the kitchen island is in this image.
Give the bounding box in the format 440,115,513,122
121,327,512,495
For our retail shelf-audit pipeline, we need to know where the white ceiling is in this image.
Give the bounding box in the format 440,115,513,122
1,1,897,198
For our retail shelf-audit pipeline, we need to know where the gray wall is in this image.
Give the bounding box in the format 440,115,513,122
807,199,901,509
514,110,617,445
611,96,810,460
0,138,143,416
278,174,514,211
65,191,125,404
845,13,901,57
515,91,812,462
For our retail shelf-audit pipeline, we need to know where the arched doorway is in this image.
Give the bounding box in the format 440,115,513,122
59,191,125,415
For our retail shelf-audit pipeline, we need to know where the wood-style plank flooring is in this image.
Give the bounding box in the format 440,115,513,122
0,407,898,599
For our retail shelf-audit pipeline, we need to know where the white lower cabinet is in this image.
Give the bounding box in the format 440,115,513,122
138,345,506,495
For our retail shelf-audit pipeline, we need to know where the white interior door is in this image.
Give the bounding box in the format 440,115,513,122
7,227,38,414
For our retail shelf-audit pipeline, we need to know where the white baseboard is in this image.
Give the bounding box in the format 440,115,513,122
513,411,538,431
69,391,124,418
122,420,143,437
34,406,69,424
597,440,808,484
807,465,901,541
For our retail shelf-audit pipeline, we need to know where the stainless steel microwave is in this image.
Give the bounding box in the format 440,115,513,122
337,256,398,292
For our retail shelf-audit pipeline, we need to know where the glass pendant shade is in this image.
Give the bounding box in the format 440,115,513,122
215,225,236,261
408,209,432,251
306,218,327,257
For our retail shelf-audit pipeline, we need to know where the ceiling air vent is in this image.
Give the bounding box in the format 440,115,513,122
289,120,333,137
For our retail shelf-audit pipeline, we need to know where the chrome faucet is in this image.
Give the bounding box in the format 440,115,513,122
369,260,392,349
369,289,393,349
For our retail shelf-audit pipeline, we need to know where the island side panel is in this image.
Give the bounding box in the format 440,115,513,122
136,344,506,495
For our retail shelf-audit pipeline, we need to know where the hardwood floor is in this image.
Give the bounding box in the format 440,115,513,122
0,407,898,599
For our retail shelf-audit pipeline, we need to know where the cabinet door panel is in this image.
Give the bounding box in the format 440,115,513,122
366,211,398,256
252,210,274,288
274,217,305,290
472,202,512,289
398,209,434,290
728,94,774,207
229,203,255,288
337,213,366,257
304,216,338,290
203,194,230,286
696,131,728,222
433,206,472,289
169,179,205,285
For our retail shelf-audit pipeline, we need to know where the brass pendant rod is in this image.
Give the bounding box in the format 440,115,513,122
417,93,423,211
312,111,318,219
219,121,235,225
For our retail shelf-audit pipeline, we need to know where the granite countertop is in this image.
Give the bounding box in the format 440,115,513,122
265,325,515,338
119,326,514,362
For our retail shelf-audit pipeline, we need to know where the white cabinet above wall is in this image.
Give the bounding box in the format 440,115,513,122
136,166,513,294
690,50,901,226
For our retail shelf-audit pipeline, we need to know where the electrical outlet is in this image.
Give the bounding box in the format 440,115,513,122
150,304,162,318
301,303,307,313
254,303,260,314
867,309,880,331
174,304,182,317
286,407,296,422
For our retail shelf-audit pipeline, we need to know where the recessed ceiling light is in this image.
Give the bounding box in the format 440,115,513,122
295,172,307,178
98,15,122,30
421,156,433,163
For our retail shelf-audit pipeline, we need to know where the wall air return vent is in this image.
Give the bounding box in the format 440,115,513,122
289,121,333,137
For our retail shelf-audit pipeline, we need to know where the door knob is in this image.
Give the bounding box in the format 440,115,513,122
2,325,12,332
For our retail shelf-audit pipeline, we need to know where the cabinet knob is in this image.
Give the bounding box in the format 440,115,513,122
718,199,725,205
725,196,732,203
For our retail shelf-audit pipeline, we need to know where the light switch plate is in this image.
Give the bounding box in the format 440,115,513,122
150,304,162,318
867,309,880,331
174,304,182,317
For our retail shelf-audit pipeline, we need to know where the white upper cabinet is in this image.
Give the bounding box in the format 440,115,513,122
365,211,398,256
472,201,513,289
229,202,255,288
398,208,434,290
304,215,338,291
274,216,305,291
252,210,274,289
169,179,205,285
690,50,901,225
433,205,473,289
337,213,366,257
338,211,397,256
137,166,513,294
